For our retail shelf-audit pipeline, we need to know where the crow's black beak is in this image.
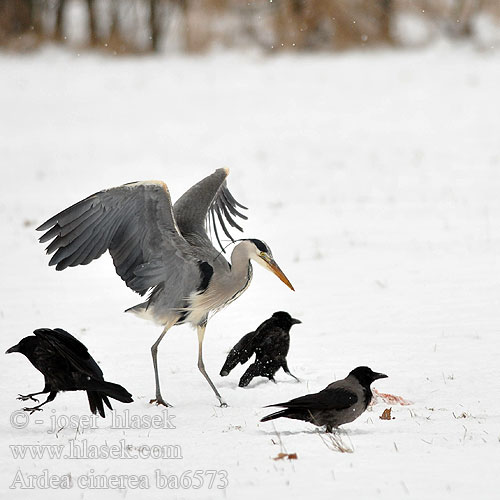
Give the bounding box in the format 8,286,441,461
291,318,302,325
5,344,19,354
373,372,388,380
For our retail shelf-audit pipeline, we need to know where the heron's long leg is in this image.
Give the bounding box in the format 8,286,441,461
150,319,176,407
197,324,227,407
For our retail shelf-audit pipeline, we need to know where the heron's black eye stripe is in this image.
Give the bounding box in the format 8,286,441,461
249,239,267,252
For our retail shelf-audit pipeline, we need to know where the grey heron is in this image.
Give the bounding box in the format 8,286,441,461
36,169,294,407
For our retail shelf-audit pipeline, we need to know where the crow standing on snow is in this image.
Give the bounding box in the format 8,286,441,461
6,328,133,416
220,311,301,387
260,366,387,432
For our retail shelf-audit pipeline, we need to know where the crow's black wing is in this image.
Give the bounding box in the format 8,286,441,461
239,355,280,387
254,326,289,359
34,328,104,380
266,387,358,411
220,331,257,376
231,331,258,363
221,315,282,376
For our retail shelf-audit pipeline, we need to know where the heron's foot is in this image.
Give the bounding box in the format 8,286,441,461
17,394,39,402
23,406,43,414
149,397,172,408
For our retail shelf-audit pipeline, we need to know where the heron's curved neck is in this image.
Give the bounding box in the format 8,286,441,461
229,242,254,291
230,243,252,275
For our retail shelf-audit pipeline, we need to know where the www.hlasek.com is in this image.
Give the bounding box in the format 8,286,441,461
10,439,182,460
10,408,176,433
11,469,229,490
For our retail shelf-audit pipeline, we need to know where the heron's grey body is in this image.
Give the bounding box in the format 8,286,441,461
128,238,255,328
37,169,294,406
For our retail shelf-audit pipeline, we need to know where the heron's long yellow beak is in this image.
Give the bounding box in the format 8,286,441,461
265,257,295,291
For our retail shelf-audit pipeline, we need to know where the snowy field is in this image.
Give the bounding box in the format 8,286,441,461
1,43,499,499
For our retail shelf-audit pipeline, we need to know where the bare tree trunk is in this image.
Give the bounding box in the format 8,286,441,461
178,0,193,52
451,0,475,38
379,0,393,43
87,0,98,46
107,0,120,49
0,0,32,40
0,0,42,49
331,3,359,50
150,0,160,52
29,0,43,37
54,0,67,41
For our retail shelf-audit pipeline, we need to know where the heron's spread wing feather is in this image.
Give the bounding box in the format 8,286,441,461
173,168,247,251
37,182,201,299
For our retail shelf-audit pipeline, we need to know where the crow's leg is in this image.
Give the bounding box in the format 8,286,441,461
282,360,300,382
197,324,227,407
23,391,57,414
17,390,48,402
150,319,177,407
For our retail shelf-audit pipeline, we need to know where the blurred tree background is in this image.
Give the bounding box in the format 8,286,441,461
0,0,499,53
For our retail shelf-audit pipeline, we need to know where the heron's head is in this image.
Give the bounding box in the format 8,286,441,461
245,239,294,291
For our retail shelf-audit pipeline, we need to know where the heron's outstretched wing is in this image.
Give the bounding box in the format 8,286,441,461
173,168,247,251
37,181,201,298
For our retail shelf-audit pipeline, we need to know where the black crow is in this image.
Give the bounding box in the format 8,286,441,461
220,311,301,387
6,328,133,416
260,366,387,432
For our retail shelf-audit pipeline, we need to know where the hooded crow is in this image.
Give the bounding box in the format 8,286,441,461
220,311,301,387
260,366,387,432
6,328,133,416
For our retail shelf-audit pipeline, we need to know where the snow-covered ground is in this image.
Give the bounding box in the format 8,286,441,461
1,43,499,499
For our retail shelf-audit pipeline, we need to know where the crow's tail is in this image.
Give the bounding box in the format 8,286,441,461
260,408,290,423
85,380,133,417
87,391,111,418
